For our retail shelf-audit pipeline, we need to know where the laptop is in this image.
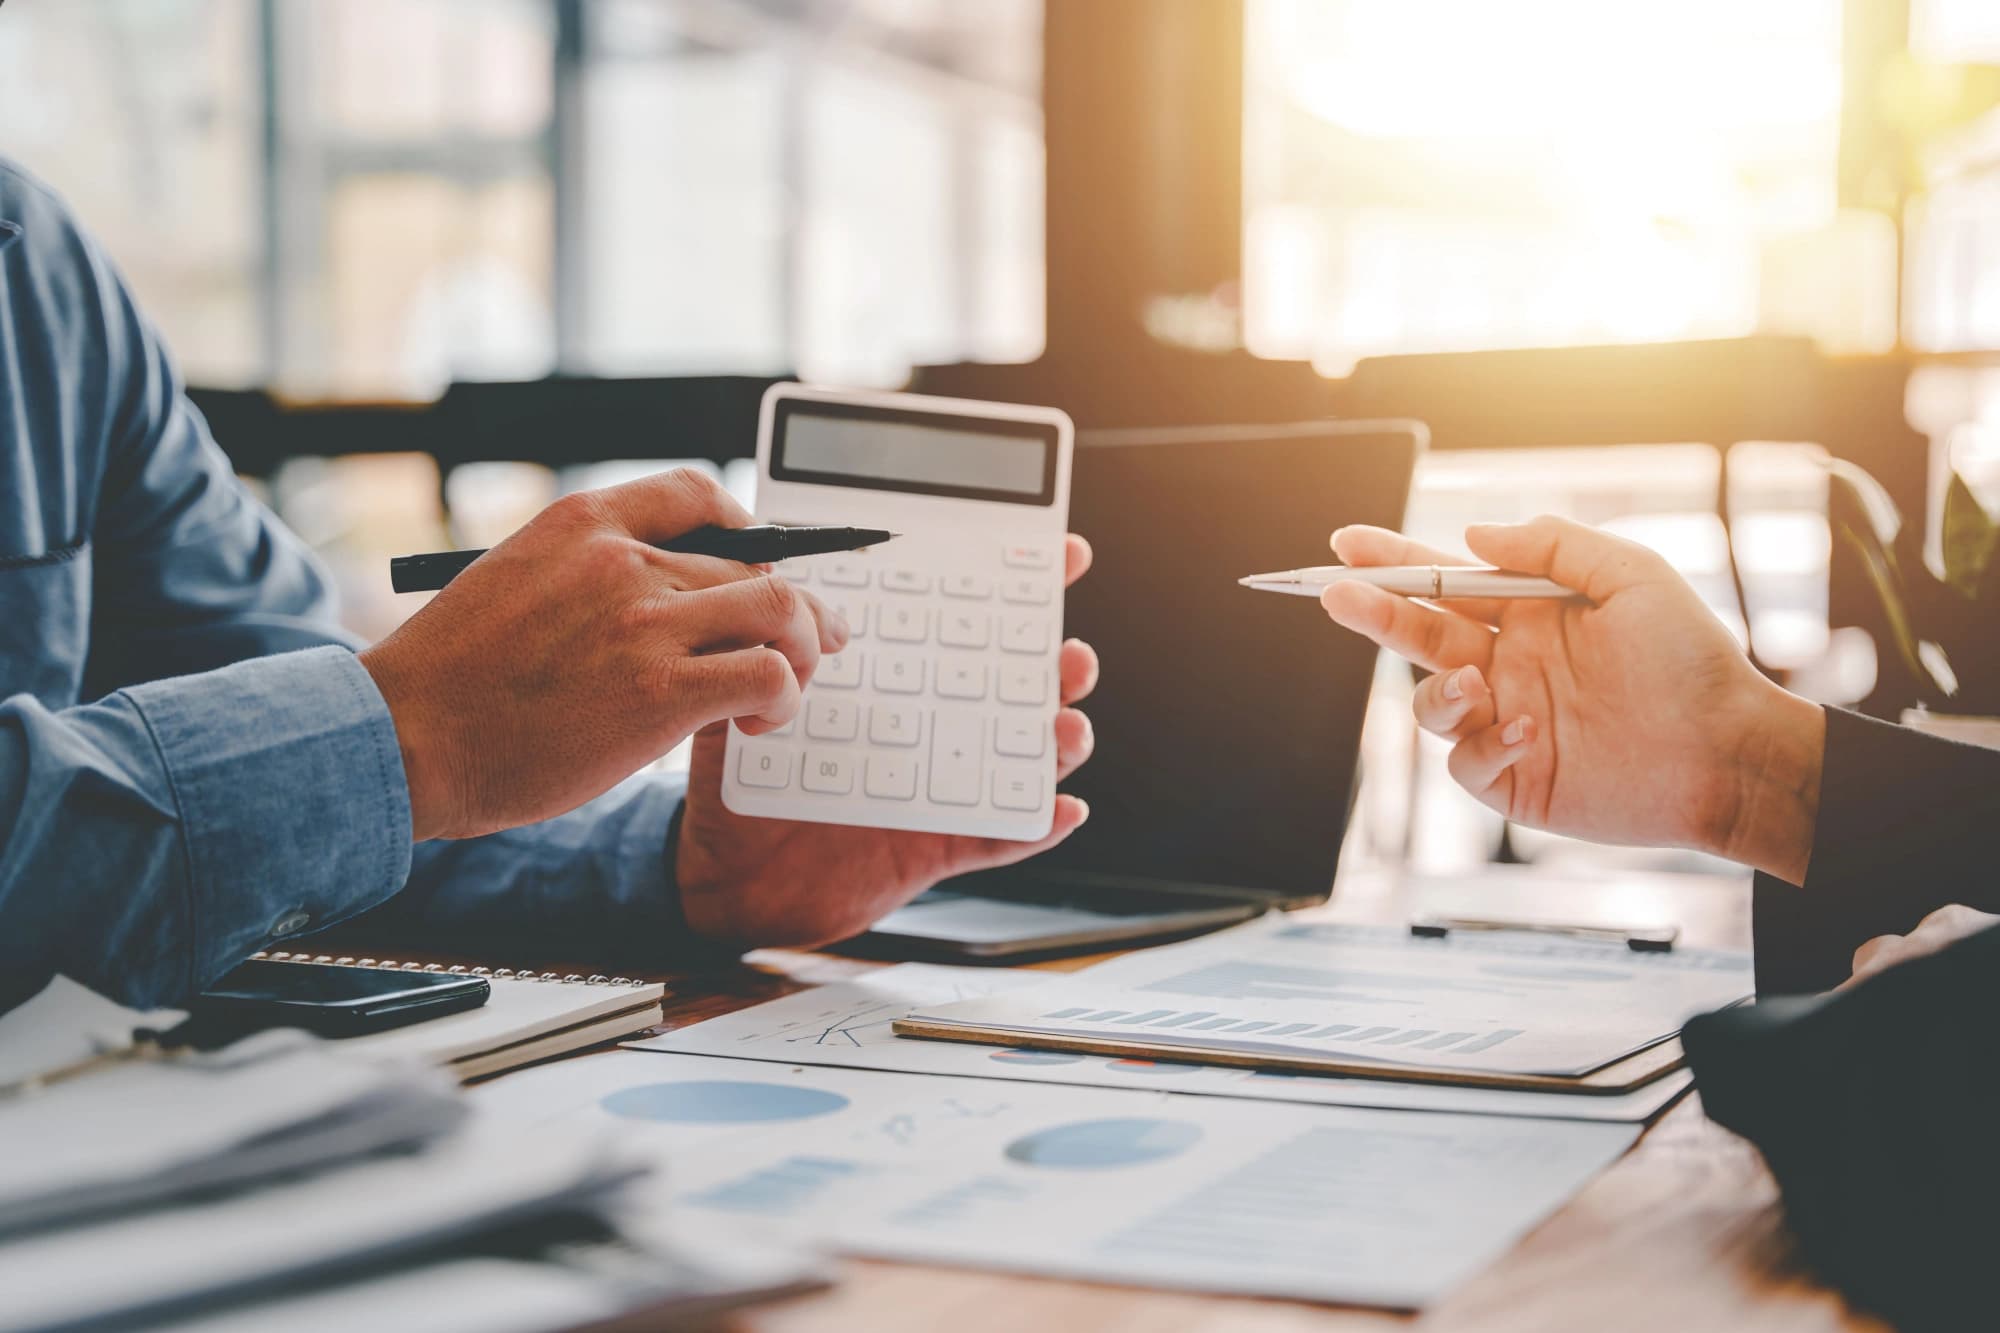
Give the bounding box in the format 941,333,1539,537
854,419,1425,959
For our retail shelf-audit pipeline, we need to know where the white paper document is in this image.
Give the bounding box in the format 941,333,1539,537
626,963,1692,1121
477,1050,1639,1309
913,919,1753,1077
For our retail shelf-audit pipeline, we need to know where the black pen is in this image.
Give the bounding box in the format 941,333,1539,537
389,525,898,594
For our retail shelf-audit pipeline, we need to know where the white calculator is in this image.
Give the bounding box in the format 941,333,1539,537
722,383,1074,841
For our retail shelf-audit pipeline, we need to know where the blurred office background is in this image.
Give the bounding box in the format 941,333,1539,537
7,0,2000,882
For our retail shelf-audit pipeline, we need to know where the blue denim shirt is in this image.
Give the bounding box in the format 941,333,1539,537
0,160,690,1014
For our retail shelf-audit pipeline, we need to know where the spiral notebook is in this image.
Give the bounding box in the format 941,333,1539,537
251,951,667,1082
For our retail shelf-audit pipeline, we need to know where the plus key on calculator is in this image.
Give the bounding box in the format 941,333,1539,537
722,384,1075,841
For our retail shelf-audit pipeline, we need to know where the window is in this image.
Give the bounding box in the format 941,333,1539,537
0,1,265,383
1242,0,1885,373
0,0,1044,396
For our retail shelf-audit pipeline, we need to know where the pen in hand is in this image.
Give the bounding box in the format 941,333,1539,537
1238,565,1584,601
390,524,897,594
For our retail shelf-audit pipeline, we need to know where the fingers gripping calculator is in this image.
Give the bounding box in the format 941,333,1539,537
723,384,1075,841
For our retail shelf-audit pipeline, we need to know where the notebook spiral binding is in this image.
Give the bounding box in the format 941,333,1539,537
251,951,642,988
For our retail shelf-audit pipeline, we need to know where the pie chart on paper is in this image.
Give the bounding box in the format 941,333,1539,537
1004,1118,1203,1169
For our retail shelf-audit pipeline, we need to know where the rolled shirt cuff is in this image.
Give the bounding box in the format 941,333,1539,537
122,645,412,991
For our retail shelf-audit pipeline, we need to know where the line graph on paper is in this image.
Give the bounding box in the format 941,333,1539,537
701,971,1031,1051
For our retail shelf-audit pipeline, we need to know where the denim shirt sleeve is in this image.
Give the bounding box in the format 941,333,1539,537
340,770,710,973
0,647,413,1012
0,161,705,1011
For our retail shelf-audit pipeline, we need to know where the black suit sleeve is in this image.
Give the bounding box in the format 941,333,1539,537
1753,707,2000,996
1684,921,2000,1332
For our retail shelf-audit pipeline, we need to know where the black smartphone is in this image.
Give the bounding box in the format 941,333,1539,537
193,960,490,1037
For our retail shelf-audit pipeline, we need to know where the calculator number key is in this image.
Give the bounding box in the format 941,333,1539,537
869,702,923,747
823,595,868,639
801,750,857,795
878,605,931,643
805,698,859,741
874,652,926,694
737,743,792,789
816,651,863,689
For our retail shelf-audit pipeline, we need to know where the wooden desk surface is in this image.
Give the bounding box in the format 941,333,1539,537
624,869,1884,1331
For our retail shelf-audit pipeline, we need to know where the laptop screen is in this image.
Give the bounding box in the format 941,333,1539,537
953,421,1421,907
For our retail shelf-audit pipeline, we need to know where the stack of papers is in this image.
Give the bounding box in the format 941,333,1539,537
594,917,1752,1308
628,960,1693,1121
894,920,1753,1092
0,977,822,1332
0,1028,465,1236
480,1049,1640,1310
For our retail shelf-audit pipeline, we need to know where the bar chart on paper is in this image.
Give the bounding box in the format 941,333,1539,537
902,920,1755,1078
628,962,1700,1121
1029,1000,1523,1056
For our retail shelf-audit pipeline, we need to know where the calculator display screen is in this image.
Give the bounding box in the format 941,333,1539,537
772,398,1059,505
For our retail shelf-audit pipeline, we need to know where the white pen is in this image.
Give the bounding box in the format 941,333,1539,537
1238,565,1583,600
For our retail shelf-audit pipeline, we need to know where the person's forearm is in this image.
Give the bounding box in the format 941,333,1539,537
325,772,728,972
0,648,414,1012
1717,687,1825,884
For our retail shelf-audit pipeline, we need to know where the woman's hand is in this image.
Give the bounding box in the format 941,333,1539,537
1844,905,2000,989
1321,516,1825,881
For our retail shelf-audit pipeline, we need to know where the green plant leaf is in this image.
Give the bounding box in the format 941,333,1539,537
1942,472,2000,600
1833,512,1955,702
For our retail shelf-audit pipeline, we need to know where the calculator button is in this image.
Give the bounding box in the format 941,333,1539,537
938,608,991,649
935,656,990,700
879,569,932,594
998,663,1049,706
869,702,923,747
776,560,813,584
874,652,926,694
737,743,792,789
801,749,857,794
824,595,868,639
942,573,994,600
1000,614,1049,655
991,766,1044,812
929,711,984,806
878,604,931,643
805,698,860,741
816,651,863,689
820,558,870,588
994,717,1047,758
1003,543,1055,570
1000,577,1051,605
864,754,919,800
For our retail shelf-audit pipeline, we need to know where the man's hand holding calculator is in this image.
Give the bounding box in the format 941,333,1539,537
674,385,1099,949
676,532,1098,949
